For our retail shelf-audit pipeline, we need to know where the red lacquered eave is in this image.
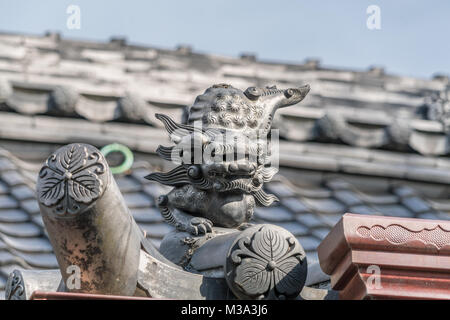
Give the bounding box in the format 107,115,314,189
318,213,450,300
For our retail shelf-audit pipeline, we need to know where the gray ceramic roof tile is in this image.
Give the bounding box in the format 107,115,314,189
406,167,450,184
399,182,448,199
401,197,431,213
334,175,390,193
31,215,45,229
10,185,35,201
0,209,29,223
280,197,309,213
349,205,380,215
311,228,331,240
417,212,442,220
393,186,417,198
424,199,450,212
0,251,19,264
0,182,8,195
149,238,162,249
0,171,26,187
274,222,309,236
0,196,18,209
0,222,41,238
357,192,398,205
0,143,447,297
123,192,153,208
0,240,6,250
1,235,53,253
1,31,450,157
437,211,450,220
333,190,363,206
301,197,345,214
3,31,450,294
140,223,174,238
281,153,339,172
325,179,352,190
13,252,58,268
295,213,325,228
306,251,319,265
340,158,407,179
143,183,169,199
0,264,26,277
319,213,343,228
254,206,294,222
265,182,296,198
372,204,414,218
130,168,152,184
0,158,15,171
0,275,6,290
20,199,40,215
131,208,164,223
296,236,321,251
116,176,142,193
293,186,332,198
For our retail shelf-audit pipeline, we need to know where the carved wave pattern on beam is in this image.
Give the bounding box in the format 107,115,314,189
357,224,450,250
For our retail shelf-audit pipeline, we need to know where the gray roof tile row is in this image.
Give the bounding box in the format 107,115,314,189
0,145,448,299
0,31,448,299
0,32,449,156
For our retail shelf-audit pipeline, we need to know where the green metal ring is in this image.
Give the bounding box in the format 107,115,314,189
100,143,134,174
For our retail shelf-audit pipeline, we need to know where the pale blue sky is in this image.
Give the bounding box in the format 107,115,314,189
0,0,449,79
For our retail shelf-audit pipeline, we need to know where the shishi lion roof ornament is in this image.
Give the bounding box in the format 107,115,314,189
29,83,315,300
146,83,310,235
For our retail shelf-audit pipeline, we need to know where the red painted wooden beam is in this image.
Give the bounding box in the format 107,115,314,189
318,213,450,300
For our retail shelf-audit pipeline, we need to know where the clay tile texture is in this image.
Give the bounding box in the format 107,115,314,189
0,32,449,299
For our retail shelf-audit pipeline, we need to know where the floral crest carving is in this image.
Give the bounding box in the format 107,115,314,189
5,270,25,300
37,143,106,216
226,225,307,299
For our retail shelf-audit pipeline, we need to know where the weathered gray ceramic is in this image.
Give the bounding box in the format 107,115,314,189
6,84,337,300
147,84,310,233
